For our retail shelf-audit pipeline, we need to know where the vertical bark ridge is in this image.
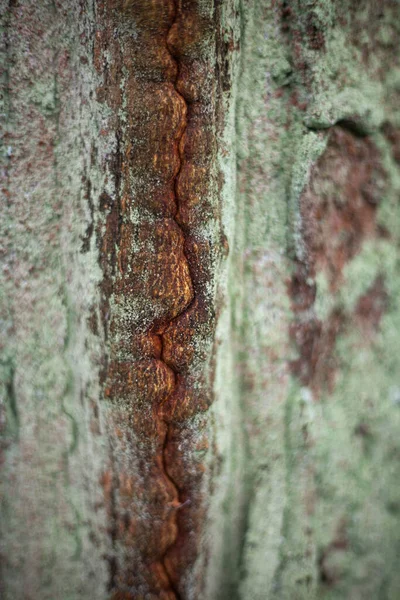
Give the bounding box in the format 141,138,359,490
156,3,195,595
95,0,221,597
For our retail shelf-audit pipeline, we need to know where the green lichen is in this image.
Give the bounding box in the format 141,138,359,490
0,2,110,598
289,130,328,261
211,1,400,599
3,0,400,598
305,87,385,134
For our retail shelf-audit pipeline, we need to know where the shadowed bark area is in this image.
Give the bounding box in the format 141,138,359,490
1,1,400,599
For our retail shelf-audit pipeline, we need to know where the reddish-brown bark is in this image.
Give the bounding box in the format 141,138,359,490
94,1,221,597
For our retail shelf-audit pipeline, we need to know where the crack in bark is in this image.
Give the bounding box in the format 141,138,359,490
156,3,194,597
95,1,215,593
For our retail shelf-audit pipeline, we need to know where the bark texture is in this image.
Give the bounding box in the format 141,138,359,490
1,1,400,599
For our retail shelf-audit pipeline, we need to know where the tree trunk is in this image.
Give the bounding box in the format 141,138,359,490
1,1,400,599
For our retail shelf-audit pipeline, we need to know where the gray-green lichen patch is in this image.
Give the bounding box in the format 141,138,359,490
2,0,400,598
289,130,328,261
0,1,111,598
305,88,385,135
208,1,299,598
210,0,400,599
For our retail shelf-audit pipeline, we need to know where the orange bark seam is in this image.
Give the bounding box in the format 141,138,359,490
156,2,196,597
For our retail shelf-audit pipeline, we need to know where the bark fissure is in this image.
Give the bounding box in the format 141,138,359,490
156,3,196,595
107,443,119,593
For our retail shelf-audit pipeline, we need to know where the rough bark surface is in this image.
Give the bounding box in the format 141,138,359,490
93,1,226,597
1,1,400,600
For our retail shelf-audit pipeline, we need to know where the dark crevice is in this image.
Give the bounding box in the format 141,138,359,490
107,443,119,592
156,2,197,598
81,170,94,253
4,360,19,438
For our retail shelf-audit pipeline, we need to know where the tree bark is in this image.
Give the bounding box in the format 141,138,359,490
1,1,400,599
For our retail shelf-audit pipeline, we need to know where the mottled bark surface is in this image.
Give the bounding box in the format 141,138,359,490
0,1,110,598
93,1,226,597
1,1,400,599
211,2,400,599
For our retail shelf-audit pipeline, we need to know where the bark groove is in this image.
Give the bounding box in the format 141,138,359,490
94,1,221,597
156,2,196,595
